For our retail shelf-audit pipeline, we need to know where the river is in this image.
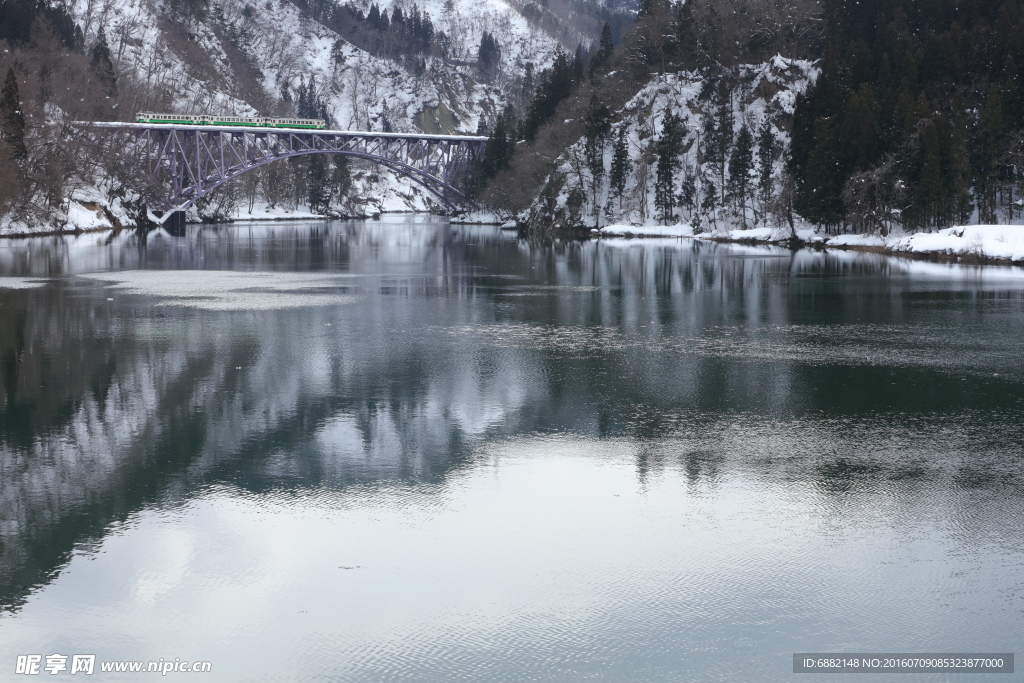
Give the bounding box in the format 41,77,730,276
0,217,1022,681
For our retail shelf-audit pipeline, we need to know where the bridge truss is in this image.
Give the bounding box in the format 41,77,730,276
83,123,487,223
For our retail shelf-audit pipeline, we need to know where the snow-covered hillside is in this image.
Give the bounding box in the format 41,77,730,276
73,0,558,129
30,0,561,227
524,56,818,231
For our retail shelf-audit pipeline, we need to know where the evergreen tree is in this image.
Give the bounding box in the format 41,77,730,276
293,73,335,211
584,95,611,154
788,92,816,187
90,27,117,98
502,104,518,140
874,52,896,147
307,154,330,212
655,108,684,223
474,112,513,193
584,94,612,218
610,128,629,210
296,74,330,121
799,116,846,230
674,0,698,68
0,67,26,161
680,166,696,216
572,44,586,83
589,23,613,77
297,76,308,118
841,84,880,171
789,49,844,193
331,155,351,203
1002,55,1022,131
914,119,944,229
523,48,575,140
478,31,500,76
701,176,718,226
948,104,973,225
521,63,534,105
0,0,80,48
713,89,733,203
975,87,1005,223
893,88,918,138
756,118,775,225
700,103,716,156
599,22,614,58
728,124,754,228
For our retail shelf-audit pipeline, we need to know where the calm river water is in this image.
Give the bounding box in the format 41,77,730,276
1,217,1023,682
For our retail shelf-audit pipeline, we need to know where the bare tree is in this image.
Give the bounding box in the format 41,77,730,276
841,158,905,236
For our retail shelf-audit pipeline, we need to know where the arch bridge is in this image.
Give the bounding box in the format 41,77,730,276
83,123,487,224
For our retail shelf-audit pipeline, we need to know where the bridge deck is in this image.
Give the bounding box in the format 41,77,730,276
78,121,488,142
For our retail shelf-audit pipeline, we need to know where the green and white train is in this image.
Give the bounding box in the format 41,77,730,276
135,112,326,129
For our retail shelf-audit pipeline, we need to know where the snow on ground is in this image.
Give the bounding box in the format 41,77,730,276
224,203,325,221
720,227,774,241
66,202,115,231
892,225,1024,261
451,210,504,224
597,224,694,237
792,224,1024,261
596,222,1024,263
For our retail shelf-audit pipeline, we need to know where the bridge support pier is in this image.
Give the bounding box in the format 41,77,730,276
146,209,187,233
164,211,187,235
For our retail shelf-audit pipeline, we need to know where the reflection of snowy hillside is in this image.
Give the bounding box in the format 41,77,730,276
4,219,1024,610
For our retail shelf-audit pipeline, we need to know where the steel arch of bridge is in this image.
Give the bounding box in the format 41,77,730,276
83,123,487,223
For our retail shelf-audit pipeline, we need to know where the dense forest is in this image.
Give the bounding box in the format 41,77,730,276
289,0,442,76
790,0,1024,232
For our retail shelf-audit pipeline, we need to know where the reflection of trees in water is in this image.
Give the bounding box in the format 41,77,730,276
816,458,881,493
0,224,541,610
2,221,1024,611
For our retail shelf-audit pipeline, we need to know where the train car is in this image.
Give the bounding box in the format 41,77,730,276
262,117,327,129
135,112,326,129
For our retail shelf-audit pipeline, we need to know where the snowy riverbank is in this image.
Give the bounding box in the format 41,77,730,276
595,223,1024,264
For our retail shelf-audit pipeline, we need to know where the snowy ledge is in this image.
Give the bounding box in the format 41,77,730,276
594,224,1024,264
449,211,505,225
223,206,327,221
